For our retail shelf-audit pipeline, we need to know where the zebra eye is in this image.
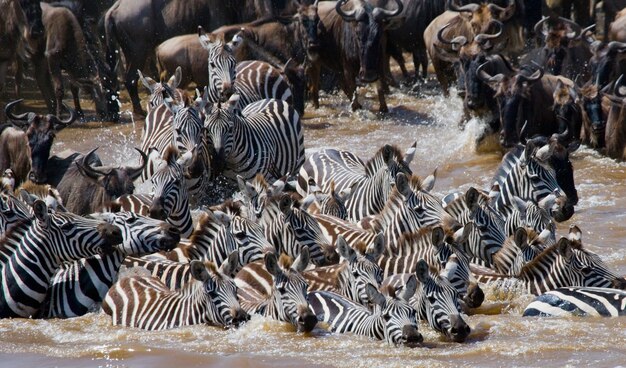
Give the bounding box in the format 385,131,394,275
352,271,359,277
383,313,391,321
61,222,74,231
278,286,286,294
210,62,216,68
126,216,137,224
427,296,437,304
581,266,593,275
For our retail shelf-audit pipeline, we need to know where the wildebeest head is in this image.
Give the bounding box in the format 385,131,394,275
75,147,147,199
589,41,626,87
533,16,583,76
447,0,515,35
5,99,76,184
18,0,44,38
579,83,606,148
294,0,321,61
335,0,403,83
199,27,242,102
478,65,544,148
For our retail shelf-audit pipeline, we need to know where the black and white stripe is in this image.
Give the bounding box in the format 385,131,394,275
523,287,626,317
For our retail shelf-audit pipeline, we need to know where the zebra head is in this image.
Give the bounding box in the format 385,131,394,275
278,196,339,267
265,248,318,332
231,216,275,267
89,212,180,256
149,146,188,222
510,196,556,242
521,142,568,216
412,259,471,342
301,179,349,220
137,67,182,112
191,251,249,328
199,30,241,102
204,94,240,171
0,192,31,235
337,234,384,306
559,227,623,289
369,278,422,345
236,174,284,223
36,200,122,261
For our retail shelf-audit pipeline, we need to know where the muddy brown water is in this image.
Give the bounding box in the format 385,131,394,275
1,74,626,367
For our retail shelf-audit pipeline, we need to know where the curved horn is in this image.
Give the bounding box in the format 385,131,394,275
533,17,550,40
374,0,403,19
79,147,108,178
313,0,319,6
476,61,504,84
608,41,626,52
520,120,529,144
447,0,479,13
615,75,626,98
437,22,468,49
335,0,357,21
519,66,544,83
127,148,149,180
5,99,33,122
55,103,77,126
581,24,595,38
488,0,515,21
475,20,503,45
558,16,582,39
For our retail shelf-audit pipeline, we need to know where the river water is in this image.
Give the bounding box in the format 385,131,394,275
1,76,626,367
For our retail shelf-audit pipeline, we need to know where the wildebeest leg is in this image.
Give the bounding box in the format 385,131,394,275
413,48,428,80
342,69,361,111
307,62,320,109
33,57,55,113
377,79,388,114
125,54,148,117
433,59,450,96
0,61,7,97
70,84,85,119
14,59,23,98
386,43,408,85
47,54,64,117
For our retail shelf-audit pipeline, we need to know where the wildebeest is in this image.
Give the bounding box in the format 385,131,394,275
309,0,403,113
0,99,76,186
589,40,626,89
56,147,147,215
104,0,300,116
579,83,610,148
603,76,626,160
543,0,591,27
0,0,27,101
27,3,119,121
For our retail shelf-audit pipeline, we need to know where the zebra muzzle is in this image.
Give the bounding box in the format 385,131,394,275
232,308,250,327
448,314,471,342
401,325,423,345
98,222,123,251
296,305,317,333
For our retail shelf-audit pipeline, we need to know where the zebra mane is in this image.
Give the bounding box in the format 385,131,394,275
517,238,571,277
162,145,180,165
279,253,294,269
203,261,221,278
210,199,245,218
364,145,405,177
352,240,369,255
491,145,524,187
0,217,32,255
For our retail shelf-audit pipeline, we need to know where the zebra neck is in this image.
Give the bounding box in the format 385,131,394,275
264,290,290,323
168,195,192,238
346,169,391,220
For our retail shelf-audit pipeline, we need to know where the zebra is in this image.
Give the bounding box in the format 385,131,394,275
300,179,349,220
296,142,416,222
0,191,32,236
199,31,294,109
382,259,471,342
137,66,184,113
308,278,422,345
504,195,556,243
102,255,249,331
491,142,568,219
203,93,304,182
491,227,546,277
314,173,460,253
303,234,384,307
235,247,318,332
522,287,626,317
39,212,180,318
236,173,286,223
0,200,122,318
110,146,194,238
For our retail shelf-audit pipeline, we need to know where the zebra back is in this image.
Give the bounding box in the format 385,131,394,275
523,287,626,317
235,60,293,108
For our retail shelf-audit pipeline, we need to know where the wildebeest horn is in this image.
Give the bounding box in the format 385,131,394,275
55,103,77,126
581,24,595,39
488,0,515,22
475,20,503,45
520,120,528,144
5,99,35,122
615,75,626,98
437,22,468,49
447,0,479,13
533,17,550,39
78,147,109,179
519,65,544,83
608,41,626,52
476,61,504,83
313,0,319,6
127,148,148,180
373,0,403,19
336,0,357,21
558,16,582,39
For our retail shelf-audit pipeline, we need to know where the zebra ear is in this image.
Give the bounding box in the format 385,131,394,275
137,69,156,93
431,226,445,247
18,189,36,206
300,193,316,211
220,250,239,277
228,32,244,51
403,141,417,165
337,235,356,262
265,252,282,278
557,237,573,261
278,196,293,215
398,274,418,302
366,284,386,308
190,260,210,282
465,187,480,210
212,210,232,227
422,168,437,192
292,246,310,273
168,66,182,89
32,199,49,224
415,259,430,283
514,227,528,250
198,31,217,49
395,173,411,197
367,233,385,259
236,175,256,199
270,177,286,196
568,225,582,243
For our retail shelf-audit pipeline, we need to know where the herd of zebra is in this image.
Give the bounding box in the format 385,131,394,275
1,26,626,350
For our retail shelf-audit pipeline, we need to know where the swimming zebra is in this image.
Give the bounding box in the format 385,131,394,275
103,255,248,330
199,31,294,109
523,287,626,317
504,195,556,241
235,248,318,332
491,142,568,220
203,94,304,182
109,146,193,238
491,227,546,277
308,278,422,345
300,179,349,220
314,173,459,253
303,235,384,307
0,200,121,318
40,212,180,318
296,143,416,221
382,259,471,342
